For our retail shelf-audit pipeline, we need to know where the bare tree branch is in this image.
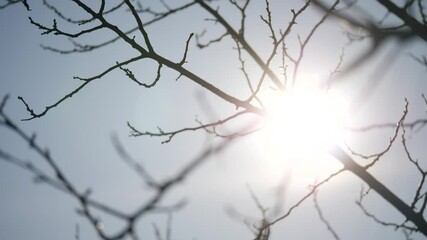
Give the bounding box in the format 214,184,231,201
313,190,341,240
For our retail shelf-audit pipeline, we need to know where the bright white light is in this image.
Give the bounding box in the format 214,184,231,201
260,85,349,182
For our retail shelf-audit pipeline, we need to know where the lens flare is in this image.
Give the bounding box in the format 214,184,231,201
260,86,349,182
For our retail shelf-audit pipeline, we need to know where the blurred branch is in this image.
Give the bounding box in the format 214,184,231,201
313,190,341,240
111,134,157,187
377,0,427,41
0,95,130,226
410,54,427,68
1,93,242,239
2,0,427,238
347,119,427,132
0,0,21,9
266,168,345,229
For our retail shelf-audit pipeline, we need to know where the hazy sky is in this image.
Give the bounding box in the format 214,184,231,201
1,1,427,239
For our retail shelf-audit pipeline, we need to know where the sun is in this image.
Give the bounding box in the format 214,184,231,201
259,84,349,183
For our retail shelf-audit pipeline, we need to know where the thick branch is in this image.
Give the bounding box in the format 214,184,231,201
377,0,427,41
330,146,427,236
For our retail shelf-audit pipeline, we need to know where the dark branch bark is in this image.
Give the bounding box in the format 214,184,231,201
195,0,285,91
377,0,427,41
330,146,427,236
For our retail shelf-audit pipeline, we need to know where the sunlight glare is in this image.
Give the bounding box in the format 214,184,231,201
260,84,349,183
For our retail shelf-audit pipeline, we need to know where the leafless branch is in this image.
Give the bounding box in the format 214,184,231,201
289,0,339,87
124,0,155,53
330,145,427,235
196,31,229,49
18,55,146,120
111,134,157,187
41,2,196,54
346,99,409,169
313,190,341,240
119,62,162,88
410,53,427,68
356,185,418,232
128,110,250,143
195,0,285,91
0,0,21,9
1,93,243,239
266,168,345,228
178,33,194,66
29,17,104,38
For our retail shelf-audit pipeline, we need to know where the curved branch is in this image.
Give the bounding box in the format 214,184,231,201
19,55,145,120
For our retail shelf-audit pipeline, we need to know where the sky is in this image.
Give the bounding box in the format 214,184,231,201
1,0,427,239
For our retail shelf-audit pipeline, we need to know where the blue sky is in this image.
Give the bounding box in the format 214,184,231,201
1,1,427,239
